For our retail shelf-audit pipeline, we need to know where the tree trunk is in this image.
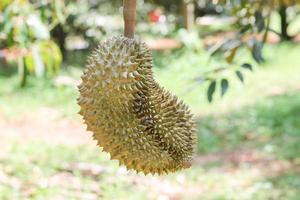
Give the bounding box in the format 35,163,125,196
182,3,195,31
51,24,67,59
18,57,27,87
279,5,292,41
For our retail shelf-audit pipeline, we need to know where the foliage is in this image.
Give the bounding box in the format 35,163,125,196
141,0,300,101
60,0,122,46
0,0,63,86
197,0,300,101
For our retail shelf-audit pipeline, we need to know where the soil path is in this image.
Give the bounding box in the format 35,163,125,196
0,107,95,148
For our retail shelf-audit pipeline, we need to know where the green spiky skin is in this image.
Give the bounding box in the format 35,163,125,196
77,36,196,175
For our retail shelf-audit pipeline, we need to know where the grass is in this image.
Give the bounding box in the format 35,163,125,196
0,68,80,119
1,140,300,200
1,43,300,199
197,92,300,158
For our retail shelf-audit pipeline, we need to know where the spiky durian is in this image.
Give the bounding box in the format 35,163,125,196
77,36,196,175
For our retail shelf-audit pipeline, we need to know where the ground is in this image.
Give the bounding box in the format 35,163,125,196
0,43,300,200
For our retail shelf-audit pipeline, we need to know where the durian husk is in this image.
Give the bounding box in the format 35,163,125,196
77,36,197,175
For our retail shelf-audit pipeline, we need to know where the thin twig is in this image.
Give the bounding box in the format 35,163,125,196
267,28,282,37
262,11,272,45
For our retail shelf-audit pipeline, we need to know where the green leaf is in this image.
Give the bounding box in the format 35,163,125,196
24,52,34,74
54,0,66,24
255,11,265,32
38,41,62,76
221,79,229,97
50,41,62,73
252,41,265,63
222,39,241,50
225,48,237,64
236,70,244,83
32,44,45,77
3,20,13,35
27,14,50,40
207,80,217,102
3,5,13,34
239,24,252,34
208,42,223,56
0,0,12,11
18,22,29,47
241,63,253,71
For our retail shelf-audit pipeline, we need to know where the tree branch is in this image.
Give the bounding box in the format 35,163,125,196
123,0,137,38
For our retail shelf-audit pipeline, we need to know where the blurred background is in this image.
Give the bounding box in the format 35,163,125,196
1,0,300,199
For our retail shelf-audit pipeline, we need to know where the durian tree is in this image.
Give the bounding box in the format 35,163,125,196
0,0,63,87
195,0,300,101
140,1,300,102
215,0,300,41
150,0,300,40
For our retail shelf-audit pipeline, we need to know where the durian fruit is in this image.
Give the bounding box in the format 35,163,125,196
77,36,196,175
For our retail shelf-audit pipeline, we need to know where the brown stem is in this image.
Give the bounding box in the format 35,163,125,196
123,0,136,38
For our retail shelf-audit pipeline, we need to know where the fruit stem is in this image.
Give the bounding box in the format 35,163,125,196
123,0,136,38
